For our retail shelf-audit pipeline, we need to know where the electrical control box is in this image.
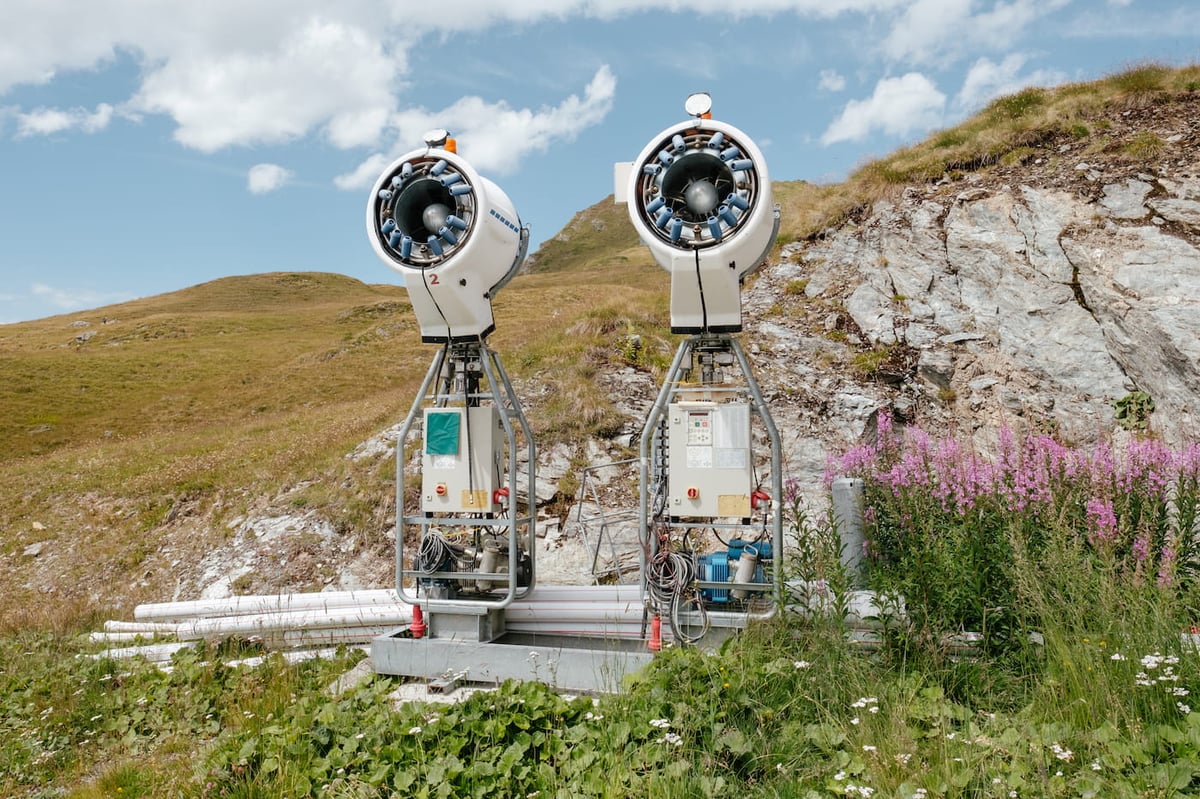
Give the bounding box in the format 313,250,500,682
422,406,503,513
667,401,752,518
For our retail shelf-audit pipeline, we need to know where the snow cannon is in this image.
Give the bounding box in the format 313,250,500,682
366,129,529,343
616,93,779,333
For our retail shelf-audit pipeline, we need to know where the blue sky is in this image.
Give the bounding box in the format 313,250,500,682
1,0,1197,324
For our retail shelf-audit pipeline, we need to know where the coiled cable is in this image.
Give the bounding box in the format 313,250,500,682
416,531,455,575
646,546,709,645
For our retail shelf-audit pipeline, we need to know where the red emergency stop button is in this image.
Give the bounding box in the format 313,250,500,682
686,487,699,500
435,483,447,496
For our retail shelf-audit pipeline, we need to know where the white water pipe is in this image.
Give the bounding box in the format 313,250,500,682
134,585,644,622
134,589,401,621
84,641,195,662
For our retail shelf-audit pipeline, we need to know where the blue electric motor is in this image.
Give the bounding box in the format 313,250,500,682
697,539,772,604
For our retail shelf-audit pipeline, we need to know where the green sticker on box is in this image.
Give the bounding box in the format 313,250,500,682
425,411,461,456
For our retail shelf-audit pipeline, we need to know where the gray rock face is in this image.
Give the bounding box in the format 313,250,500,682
741,166,1200,508
1100,179,1153,220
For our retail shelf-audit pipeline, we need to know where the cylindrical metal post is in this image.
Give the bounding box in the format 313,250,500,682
831,477,866,588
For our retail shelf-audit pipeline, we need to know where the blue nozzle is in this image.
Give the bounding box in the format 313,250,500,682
707,216,723,240
669,216,684,242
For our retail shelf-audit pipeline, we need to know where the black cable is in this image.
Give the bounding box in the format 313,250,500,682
463,370,475,499
693,247,709,331
421,266,453,343
645,526,710,645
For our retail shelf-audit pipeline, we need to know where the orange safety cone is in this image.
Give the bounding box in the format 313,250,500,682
648,614,662,652
410,603,427,639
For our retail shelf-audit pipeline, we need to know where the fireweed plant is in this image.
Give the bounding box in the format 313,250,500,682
832,414,1200,657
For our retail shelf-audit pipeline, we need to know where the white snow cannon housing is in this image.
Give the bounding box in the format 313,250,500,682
618,95,779,333
367,131,529,343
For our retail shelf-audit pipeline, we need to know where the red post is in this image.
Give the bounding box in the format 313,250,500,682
410,603,427,639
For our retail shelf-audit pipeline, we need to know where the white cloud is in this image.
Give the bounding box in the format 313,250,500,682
0,2,903,154
819,69,847,92
336,65,617,188
397,0,906,31
882,0,972,65
955,54,1068,111
882,0,1071,66
16,103,113,137
333,153,392,192
131,16,400,152
822,72,946,144
247,163,294,194
30,282,133,311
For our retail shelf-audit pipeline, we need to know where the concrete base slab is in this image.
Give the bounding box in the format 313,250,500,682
371,629,656,693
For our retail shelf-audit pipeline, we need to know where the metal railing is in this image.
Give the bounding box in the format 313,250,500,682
574,458,642,583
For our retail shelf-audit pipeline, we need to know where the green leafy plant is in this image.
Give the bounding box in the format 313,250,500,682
1115,390,1155,431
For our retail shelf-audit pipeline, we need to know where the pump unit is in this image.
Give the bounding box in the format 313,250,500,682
696,539,773,604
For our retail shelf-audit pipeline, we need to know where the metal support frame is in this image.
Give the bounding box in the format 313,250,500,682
574,458,640,583
392,341,536,613
638,333,784,638
374,342,658,693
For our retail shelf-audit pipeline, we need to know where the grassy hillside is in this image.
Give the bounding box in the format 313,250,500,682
781,62,1200,239
522,194,644,274
3,62,1200,630
0,262,669,629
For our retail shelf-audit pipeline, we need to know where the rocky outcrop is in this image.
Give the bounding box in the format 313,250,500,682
744,165,1200,503
163,117,1200,598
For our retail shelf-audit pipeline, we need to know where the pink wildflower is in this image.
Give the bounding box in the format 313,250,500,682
1132,531,1151,564
1086,497,1119,547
